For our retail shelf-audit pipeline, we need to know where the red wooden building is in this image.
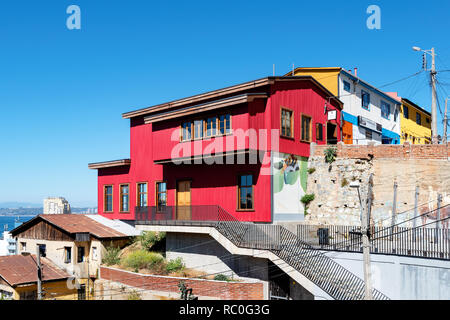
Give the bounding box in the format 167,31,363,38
89,76,342,223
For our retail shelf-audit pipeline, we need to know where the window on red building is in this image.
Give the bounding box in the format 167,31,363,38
120,184,129,212
205,117,217,137
137,183,148,207
281,108,293,138
238,174,254,211
156,182,167,211
104,185,113,212
301,115,312,142
181,122,192,141
316,123,323,141
218,114,231,135
193,120,204,139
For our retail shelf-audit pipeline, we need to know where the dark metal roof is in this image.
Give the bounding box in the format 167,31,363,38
121,76,343,119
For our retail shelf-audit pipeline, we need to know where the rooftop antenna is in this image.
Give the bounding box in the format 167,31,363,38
273,64,275,76
292,63,295,76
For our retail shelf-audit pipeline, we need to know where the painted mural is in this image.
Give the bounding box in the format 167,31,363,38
272,152,308,217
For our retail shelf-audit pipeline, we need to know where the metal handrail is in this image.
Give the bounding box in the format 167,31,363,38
135,205,390,300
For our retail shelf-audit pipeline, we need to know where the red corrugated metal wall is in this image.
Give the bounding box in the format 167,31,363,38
96,79,341,223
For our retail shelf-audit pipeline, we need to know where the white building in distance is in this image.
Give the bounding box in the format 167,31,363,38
0,227,17,256
43,197,71,214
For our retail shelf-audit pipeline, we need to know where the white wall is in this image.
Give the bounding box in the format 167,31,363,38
338,72,401,145
0,232,16,256
325,251,450,300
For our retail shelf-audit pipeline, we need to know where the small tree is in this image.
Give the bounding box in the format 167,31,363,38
139,231,166,251
301,194,315,215
102,246,121,266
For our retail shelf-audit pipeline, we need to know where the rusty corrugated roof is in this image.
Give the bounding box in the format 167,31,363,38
0,255,70,287
11,214,129,239
39,214,128,239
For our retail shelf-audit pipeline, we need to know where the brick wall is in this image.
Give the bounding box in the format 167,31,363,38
312,142,449,160
99,266,264,300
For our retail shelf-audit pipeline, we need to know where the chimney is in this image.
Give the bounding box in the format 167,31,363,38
354,68,358,77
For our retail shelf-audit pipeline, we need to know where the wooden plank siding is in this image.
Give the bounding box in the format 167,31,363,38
14,220,74,242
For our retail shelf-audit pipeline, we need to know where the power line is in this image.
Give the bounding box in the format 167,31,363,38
378,71,424,89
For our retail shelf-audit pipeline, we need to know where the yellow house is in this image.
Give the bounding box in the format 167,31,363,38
284,67,341,96
399,98,432,144
0,254,78,300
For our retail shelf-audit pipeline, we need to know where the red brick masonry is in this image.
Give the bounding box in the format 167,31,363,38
312,142,450,160
99,266,264,300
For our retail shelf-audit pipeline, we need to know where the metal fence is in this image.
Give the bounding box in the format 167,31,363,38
297,222,450,260
135,205,389,300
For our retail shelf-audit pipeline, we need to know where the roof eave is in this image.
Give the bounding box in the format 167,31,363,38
122,77,274,120
88,159,131,170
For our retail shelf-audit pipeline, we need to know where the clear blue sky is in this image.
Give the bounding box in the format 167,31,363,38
0,0,449,207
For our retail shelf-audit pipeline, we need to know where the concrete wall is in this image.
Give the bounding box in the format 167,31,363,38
306,143,450,226
324,251,450,300
166,232,269,284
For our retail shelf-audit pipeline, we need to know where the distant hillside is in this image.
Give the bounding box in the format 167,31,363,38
0,207,97,216
0,202,42,209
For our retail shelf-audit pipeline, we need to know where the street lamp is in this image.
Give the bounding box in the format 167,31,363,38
412,46,438,144
350,181,373,300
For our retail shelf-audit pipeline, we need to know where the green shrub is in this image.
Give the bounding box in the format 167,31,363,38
122,250,164,271
214,274,231,282
127,290,142,300
166,257,185,273
102,246,121,266
324,147,337,163
138,231,166,251
307,167,316,174
301,193,315,216
301,194,315,205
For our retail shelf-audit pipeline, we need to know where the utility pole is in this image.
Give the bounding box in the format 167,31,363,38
435,194,442,243
362,174,374,300
413,46,439,144
390,181,398,237
36,245,43,300
444,97,448,144
430,48,438,144
87,257,90,300
350,177,373,300
413,186,419,241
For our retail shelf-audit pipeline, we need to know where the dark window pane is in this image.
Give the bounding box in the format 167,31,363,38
240,175,246,186
246,175,252,186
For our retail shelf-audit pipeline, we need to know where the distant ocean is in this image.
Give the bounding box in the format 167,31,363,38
0,216,35,233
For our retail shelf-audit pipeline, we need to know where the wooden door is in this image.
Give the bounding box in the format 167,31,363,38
177,180,191,220
342,121,353,144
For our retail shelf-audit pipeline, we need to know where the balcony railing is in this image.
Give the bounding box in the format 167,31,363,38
297,222,450,260
135,206,282,250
